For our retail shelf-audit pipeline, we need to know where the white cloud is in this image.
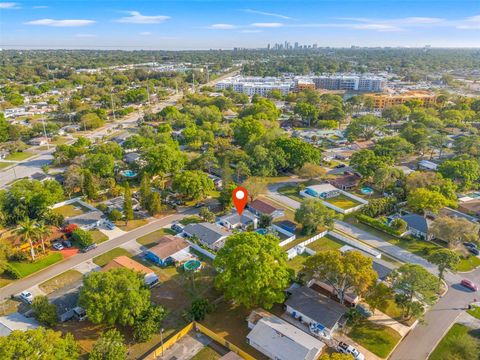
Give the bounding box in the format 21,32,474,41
251,22,284,28
242,9,292,20
208,23,237,29
401,17,445,24
116,11,170,24
76,33,96,38
0,2,19,9
139,31,152,36
457,14,480,29
25,19,95,27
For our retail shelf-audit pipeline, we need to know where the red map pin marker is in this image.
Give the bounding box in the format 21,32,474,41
232,186,248,215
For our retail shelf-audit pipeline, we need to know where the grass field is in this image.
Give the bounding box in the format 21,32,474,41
323,194,362,210
0,162,11,170
456,255,480,272
8,252,64,278
191,346,222,360
93,247,132,267
306,235,344,252
429,324,480,360
136,228,176,248
287,252,310,274
115,218,148,231
348,318,402,358
39,269,83,294
5,151,34,161
90,229,108,244
277,185,304,203
53,202,91,217
467,305,480,320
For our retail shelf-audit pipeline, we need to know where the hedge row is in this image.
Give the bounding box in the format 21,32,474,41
356,214,403,237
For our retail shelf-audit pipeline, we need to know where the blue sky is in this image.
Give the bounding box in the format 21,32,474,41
1,0,480,49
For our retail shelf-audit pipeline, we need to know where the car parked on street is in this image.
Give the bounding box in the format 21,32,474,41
460,279,478,292
337,341,365,360
81,243,98,253
19,291,34,304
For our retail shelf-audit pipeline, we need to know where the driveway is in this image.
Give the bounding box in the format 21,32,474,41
0,211,193,300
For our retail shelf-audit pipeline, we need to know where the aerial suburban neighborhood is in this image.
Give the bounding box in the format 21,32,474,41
0,1,480,360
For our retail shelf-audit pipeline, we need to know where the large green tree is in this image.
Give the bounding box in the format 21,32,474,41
304,250,378,304
89,329,127,360
31,295,58,327
295,198,341,235
345,115,385,141
173,170,214,200
79,268,151,326
428,249,460,291
0,328,79,360
406,188,448,214
214,232,290,309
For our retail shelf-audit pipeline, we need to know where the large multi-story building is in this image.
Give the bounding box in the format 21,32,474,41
311,75,384,91
215,74,385,96
365,90,436,109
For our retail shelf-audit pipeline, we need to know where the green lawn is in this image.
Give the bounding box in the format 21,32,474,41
136,228,176,248
306,235,344,252
93,248,132,267
179,216,203,226
0,162,11,170
277,185,304,203
5,151,34,161
456,255,480,272
191,346,222,360
39,269,83,294
8,252,64,278
323,194,362,210
287,253,311,274
114,218,148,231
467,305,480,320
429,324,480,360
373,298,417,326
348,319,402,358
90,229,108,244
53,202,91,217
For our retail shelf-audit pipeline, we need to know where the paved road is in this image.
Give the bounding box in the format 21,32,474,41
0,151,54,188
268,182,480,359
0,212,190,300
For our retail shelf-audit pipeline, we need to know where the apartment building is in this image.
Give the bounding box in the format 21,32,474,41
312,75,384,91
365,90,436,109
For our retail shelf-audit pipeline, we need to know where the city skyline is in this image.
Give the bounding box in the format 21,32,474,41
1,0,480,49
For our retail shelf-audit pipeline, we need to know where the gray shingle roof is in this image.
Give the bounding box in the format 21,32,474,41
285,286,346,329
183,222,231,245
400,214,429,234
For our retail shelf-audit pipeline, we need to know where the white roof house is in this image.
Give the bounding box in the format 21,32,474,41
0,312,39,337
247,314,325,360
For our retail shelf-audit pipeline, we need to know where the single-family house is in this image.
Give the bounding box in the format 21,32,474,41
145,235,191,266
218,210,257,230
459,200,480,218
103,256,159,287
123,152,141,165
399,214,432,240
285,285,346,339
0,313,39,337
182,222,232,251
418,160,438,171
329,172,361,191
246,309,325,360
29,137,49,146
350,140,375,151
248,199,284,219
65,210,104,230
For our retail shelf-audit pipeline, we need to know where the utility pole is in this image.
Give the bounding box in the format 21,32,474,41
110,91,116,121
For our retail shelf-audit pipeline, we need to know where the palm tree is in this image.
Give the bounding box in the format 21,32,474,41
35,220,52,254
15,219,38,261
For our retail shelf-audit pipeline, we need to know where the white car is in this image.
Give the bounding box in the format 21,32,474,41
52,242,64,251
337,341,365,360
19,291,34,304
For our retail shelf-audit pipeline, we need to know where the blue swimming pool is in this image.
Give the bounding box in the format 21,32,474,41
361,187,374,195
256,228,268,235
121,170,137,178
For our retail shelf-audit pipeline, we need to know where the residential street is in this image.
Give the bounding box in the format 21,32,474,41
0,211,190,300
268,182,480,360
